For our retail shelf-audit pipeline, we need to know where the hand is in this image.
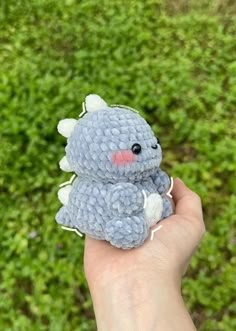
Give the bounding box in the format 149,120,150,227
83,178,205,330
84,178,205,285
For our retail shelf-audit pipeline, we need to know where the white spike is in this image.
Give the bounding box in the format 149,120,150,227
59,156,73,172
58,185,72,205
57,119,77,138
85,94,107,112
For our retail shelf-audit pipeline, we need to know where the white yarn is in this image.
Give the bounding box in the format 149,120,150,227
85,94,107,112
59,156,73,172
58,185,72,205
144,193,163,227
57,119,77,138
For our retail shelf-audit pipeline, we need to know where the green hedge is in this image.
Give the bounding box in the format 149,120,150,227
1,1,235,330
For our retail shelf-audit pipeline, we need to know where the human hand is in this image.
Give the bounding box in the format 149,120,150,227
84,178,205,287
83,178,205,331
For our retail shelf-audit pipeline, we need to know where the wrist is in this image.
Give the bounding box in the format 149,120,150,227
89,269,182,331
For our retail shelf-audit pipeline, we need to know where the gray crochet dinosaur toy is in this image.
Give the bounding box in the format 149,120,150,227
55,94,174,249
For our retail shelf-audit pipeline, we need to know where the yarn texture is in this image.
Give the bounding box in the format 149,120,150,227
56,94,174,249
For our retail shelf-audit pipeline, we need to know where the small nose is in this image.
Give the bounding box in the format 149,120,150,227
151,144,158,149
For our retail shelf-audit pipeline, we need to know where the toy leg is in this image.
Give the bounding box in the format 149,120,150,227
104,213,148,249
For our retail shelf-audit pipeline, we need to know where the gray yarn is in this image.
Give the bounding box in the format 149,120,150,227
56,105,174,249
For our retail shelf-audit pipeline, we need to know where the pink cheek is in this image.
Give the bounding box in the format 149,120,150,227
112,150,136,166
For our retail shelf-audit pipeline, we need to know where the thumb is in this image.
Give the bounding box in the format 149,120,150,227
171,178,204,224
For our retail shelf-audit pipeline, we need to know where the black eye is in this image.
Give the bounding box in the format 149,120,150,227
131,143,142,154
151,137,160,149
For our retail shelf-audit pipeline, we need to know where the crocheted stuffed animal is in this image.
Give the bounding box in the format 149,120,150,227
55,94,174,249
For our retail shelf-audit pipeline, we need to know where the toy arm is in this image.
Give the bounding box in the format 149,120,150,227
151,169,172,195
108,183,144,216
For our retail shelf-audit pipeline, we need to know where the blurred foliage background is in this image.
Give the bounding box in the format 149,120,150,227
0,0,236,330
